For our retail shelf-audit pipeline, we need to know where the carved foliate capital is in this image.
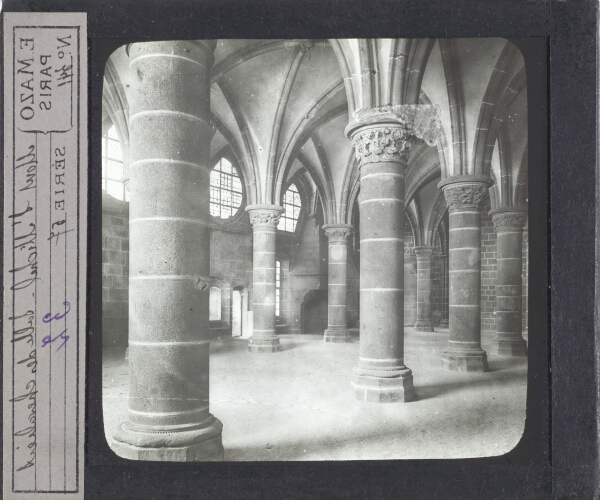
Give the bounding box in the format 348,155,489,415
442,183,488,210
490,211,527,232
413,246,436,260
245,204,283,228
346,105,442,166
346,105,441,144
247,210,281,228
351,125,413,165
323,224,352,241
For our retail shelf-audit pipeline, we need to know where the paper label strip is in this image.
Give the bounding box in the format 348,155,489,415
3,13,87,500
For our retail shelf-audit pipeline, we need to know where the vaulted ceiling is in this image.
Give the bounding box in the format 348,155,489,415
103,38,527,246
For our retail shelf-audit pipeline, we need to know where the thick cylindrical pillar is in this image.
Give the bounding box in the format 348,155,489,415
414,246,436,332
346,114,415,403
439,252,449,328
522,230,529,339
323,224,353,342
113,41,223,461
489,208,528,356
439,175,491,372
246,204,284,353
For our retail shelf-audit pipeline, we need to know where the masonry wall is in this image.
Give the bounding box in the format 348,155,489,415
277,215,360,333
400,203,529,335
101,195,254,345
102,194,129,347
210,220,253,283
480,204,497,332
347,251,359,328
431,248,444,326
278,215,327,334
209,219,254,333
404,223,417,326
102,196,530,343
403,228,444,328
479,202,529,334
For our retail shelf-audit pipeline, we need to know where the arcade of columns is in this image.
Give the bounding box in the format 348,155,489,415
111,40,528,461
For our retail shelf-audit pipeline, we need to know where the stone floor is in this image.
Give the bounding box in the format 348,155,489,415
102,327,527,461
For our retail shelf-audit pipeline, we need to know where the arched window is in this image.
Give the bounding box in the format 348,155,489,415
210,157,243,219
102,125,128,201
281,183,301,232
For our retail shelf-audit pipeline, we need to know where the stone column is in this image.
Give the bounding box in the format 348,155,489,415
246,204,284,352
522,229,529,340
438,175,492,372
439,252,449,328
489,208,528,356
113,41,223,461
414,246,436,332
323,224,353,342
345,111,416,403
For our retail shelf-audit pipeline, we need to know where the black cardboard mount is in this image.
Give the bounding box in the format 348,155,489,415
1,1,597,498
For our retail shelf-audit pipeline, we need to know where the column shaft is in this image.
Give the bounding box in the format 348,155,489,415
323,225,353,342
347,121,415,403
414,246,436,332
246,205,283,353
439,176,491,372
113,41,223,461
490,209,528,356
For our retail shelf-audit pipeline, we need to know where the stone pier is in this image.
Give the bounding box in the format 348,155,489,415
489,208,528,356
246,204,284,353
113,40,223,461
439,175,492,372
346,108,417,402
323,224,353,342
414,246,436,332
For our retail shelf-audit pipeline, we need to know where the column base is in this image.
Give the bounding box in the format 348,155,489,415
112,415,224,462
324,328,352,343
352,369,415,403
491,338,528,356
248,336,281,353
442,347,488,372
414,320,434,332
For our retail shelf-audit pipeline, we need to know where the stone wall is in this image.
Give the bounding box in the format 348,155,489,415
101,197,254,345
102,194,129,347
431,250,444,326
401,204,532,335
403,227,444,328
404,222,417,326
277,215,328,334
209,223,254,321
347,251,359,328
101,195,530,342
480,205,497,332
207,215,254,335
480,202,529,334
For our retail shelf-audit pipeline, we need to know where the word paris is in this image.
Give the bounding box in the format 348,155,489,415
17,34,73,121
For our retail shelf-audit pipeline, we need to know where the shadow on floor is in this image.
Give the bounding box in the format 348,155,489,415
223,419,414,461
414,369,526,401
486,356,528,372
